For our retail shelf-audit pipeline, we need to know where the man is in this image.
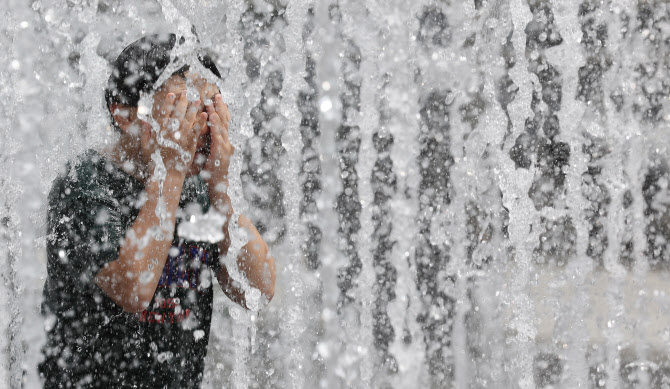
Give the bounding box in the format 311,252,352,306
39,33,275,388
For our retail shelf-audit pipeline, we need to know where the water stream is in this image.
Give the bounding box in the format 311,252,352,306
2,0,670,388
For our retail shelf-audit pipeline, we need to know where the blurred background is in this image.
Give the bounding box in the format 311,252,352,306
1,0,670,388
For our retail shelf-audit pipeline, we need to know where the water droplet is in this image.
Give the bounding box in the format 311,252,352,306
319,96,332,112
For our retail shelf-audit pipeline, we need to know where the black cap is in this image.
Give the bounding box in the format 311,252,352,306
104,33,221,110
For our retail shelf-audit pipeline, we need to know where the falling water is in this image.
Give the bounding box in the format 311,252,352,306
2,0,670,388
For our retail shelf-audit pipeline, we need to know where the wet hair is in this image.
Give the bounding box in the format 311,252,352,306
104,33,221,131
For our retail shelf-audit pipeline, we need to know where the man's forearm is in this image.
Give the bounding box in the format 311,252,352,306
95,173,185,312
211,188,275,308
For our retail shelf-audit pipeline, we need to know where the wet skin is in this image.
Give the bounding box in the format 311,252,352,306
148,71,232,179
100,71,274,313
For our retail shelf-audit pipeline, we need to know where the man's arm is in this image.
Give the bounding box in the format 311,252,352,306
94,173,185,313
203,93,276,308
95,92,205,313
212,193,276,309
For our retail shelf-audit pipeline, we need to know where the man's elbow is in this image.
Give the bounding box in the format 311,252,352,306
261,254,276,304
99,288,151,313
106,289,153,313
120,300,150,314
243,283,274,310
262,281,275,304
251,253,276,307
95,272,152,313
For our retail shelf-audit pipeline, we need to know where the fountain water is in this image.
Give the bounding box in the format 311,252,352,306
1,0,670,388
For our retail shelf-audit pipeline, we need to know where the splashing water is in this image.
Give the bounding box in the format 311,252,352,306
2,0,670,388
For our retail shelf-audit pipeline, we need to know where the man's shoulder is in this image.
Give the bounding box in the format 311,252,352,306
49,150,134,208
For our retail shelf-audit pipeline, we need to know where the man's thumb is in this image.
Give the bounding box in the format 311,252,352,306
141,122,152,148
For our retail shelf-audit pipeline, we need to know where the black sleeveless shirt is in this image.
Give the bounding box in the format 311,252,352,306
40,150,220,388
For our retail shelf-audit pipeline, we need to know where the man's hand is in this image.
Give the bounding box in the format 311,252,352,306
142,91,208,175
203,94,233,195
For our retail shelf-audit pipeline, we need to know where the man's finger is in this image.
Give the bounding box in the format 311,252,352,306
159,92,177,130
209,99,230,144
206,104,222,132
207,104,230,144
214,94,230,128
172,91,189,123
193,112,208,135
140,121,152,152
183,99,201,131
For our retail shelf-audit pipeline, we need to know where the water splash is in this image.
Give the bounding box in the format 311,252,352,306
3,0,670,388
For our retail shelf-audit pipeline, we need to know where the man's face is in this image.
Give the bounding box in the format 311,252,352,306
151,71,220,177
